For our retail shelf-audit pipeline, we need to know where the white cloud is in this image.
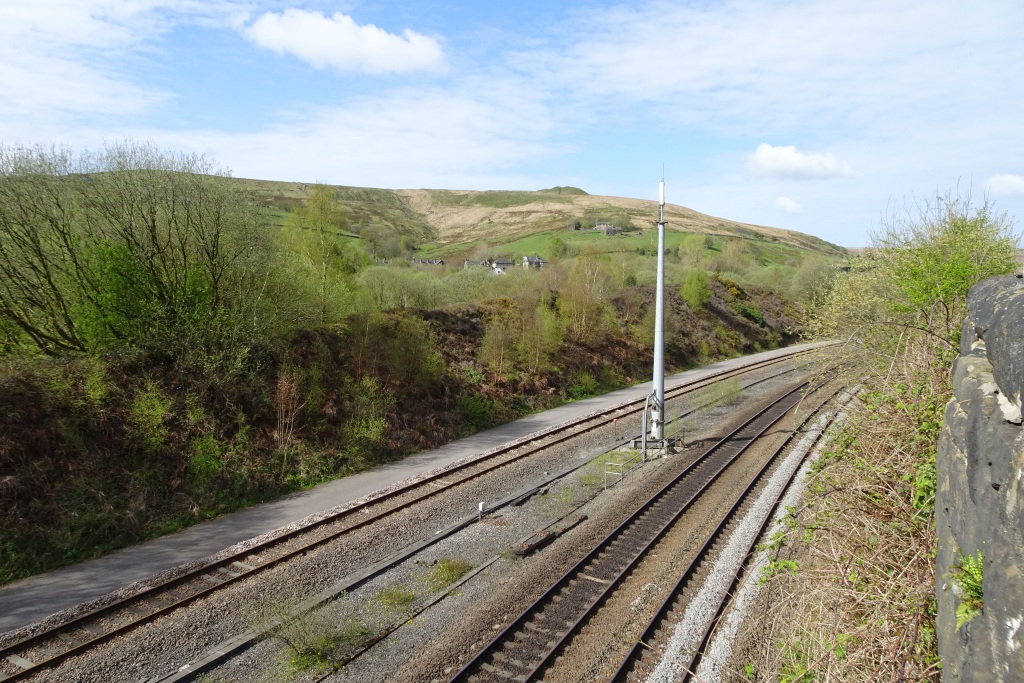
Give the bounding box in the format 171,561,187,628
518,0,1024,135
985,174,1024,198
749,144,852,179
775,196,804,214
0,1,243,128
143,83,562,189
243,10,446,74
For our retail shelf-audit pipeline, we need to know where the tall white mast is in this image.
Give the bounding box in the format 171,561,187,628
650,177,666,440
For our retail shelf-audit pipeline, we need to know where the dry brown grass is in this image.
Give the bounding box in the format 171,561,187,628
396,189,811,246
745,336,944,682
226,177,841,253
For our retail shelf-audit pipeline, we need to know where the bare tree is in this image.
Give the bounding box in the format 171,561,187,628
0,141,272,355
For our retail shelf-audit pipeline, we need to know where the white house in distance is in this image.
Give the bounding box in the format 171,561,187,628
463,256,525,274
522,256,547,269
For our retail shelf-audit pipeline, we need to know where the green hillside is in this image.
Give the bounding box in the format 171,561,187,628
230,178,847,262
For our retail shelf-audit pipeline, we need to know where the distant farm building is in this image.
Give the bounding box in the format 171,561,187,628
464,257,515,274
595,221,623,236
491,257,515,273
522,255,547,269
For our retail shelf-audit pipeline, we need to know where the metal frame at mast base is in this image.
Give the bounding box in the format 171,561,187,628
634,391,679,457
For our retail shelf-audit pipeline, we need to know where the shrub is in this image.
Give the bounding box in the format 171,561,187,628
188,435,224,482
732,300,765,325
680,269,713,309
457,394,500,430
129,381,172,450
568,371,599,399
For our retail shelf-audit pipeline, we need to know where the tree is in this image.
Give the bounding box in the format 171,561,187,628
712,239,753,275
515,299,564,373
479,313,516,381
874,192,1018,339
680,268,713,310
362,224,402,258
0,145,87,352
289,184,356,324
0,142,274,357
814,191,1019,349
679,233,711,268
558,251,613,341
790,255,834,304
549,237,569,259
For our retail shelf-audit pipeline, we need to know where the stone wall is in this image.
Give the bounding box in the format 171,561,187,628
937,275,1024,681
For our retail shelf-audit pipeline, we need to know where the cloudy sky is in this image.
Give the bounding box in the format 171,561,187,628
2,0,1023,246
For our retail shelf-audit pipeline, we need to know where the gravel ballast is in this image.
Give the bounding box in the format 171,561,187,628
12,354,825,683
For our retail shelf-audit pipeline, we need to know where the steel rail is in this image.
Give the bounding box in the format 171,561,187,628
0,346,825,682
611,386,850,682
672,388,857,683
446,378,817,683
143,362,829,683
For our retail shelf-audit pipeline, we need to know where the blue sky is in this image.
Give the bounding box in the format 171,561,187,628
2,0,1024,247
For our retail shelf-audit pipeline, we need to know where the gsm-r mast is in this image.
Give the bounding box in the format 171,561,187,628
650,177,666,441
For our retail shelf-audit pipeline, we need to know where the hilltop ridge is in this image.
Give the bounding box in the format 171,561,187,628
233,178,845,257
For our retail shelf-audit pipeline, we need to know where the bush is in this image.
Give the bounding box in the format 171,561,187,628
680,269,713,310
0,141,280,360
457,395,500,430
129,382,172,450
568,371,599,399
733,301,765,325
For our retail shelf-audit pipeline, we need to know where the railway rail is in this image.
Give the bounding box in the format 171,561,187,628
0,345,829,683
611,388,853,682
446,376,837,683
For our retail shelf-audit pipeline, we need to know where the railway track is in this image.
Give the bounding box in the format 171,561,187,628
611,388,853,682
446,377,836,683
0,345,829,683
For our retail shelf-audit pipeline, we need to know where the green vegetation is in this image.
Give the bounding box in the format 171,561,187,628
949,550,984,630
680,268,713,309
578,451,627,489
753,191,1018,680
694,376,744,409
426,557,474,591
374,584,417,613
274,607,374,675
0,140,825,584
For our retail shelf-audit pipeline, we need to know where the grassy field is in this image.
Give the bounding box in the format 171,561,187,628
416,226,819,269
